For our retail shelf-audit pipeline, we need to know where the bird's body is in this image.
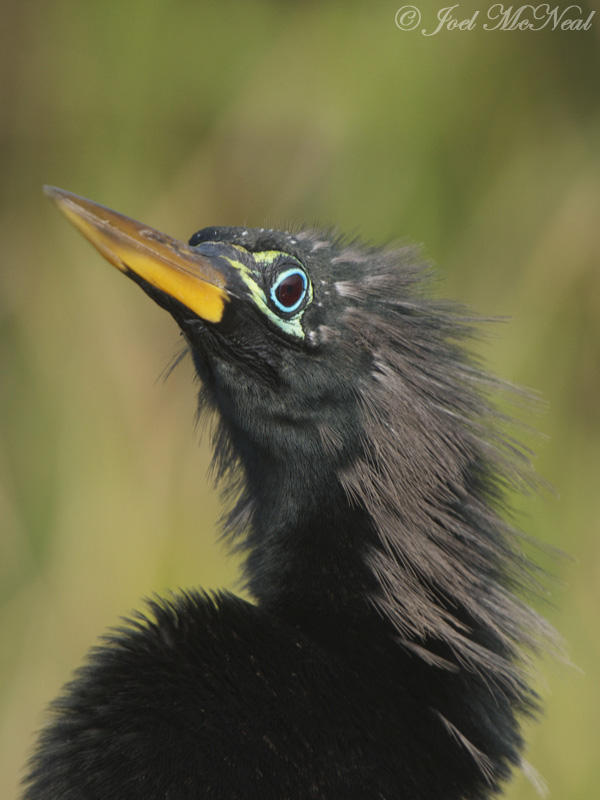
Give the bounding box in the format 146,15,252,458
27,591,509,800
24,189,554,799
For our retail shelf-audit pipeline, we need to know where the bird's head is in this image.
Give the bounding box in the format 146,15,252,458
45,187,551,683
42,188,433,514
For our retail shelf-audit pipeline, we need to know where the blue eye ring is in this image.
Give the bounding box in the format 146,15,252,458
269,267,309,315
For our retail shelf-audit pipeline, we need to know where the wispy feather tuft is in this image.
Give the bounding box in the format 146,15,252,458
333,243,557,679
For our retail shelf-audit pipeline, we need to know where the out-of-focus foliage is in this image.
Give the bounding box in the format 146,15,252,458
1,1,598,798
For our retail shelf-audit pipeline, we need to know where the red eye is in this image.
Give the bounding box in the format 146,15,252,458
271,268,308,313
276,274,303,307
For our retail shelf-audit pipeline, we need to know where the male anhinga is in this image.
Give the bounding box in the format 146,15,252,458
24,186,553,800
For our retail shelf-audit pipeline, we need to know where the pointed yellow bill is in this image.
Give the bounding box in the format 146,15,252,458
44,186,229,323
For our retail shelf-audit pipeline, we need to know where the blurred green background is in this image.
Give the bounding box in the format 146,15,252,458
1,1,598,797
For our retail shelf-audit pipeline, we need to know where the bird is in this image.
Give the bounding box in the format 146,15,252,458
24,185,555,800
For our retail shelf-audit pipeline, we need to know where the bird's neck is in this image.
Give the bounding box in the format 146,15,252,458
237,444,516,669
240,457,390,646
